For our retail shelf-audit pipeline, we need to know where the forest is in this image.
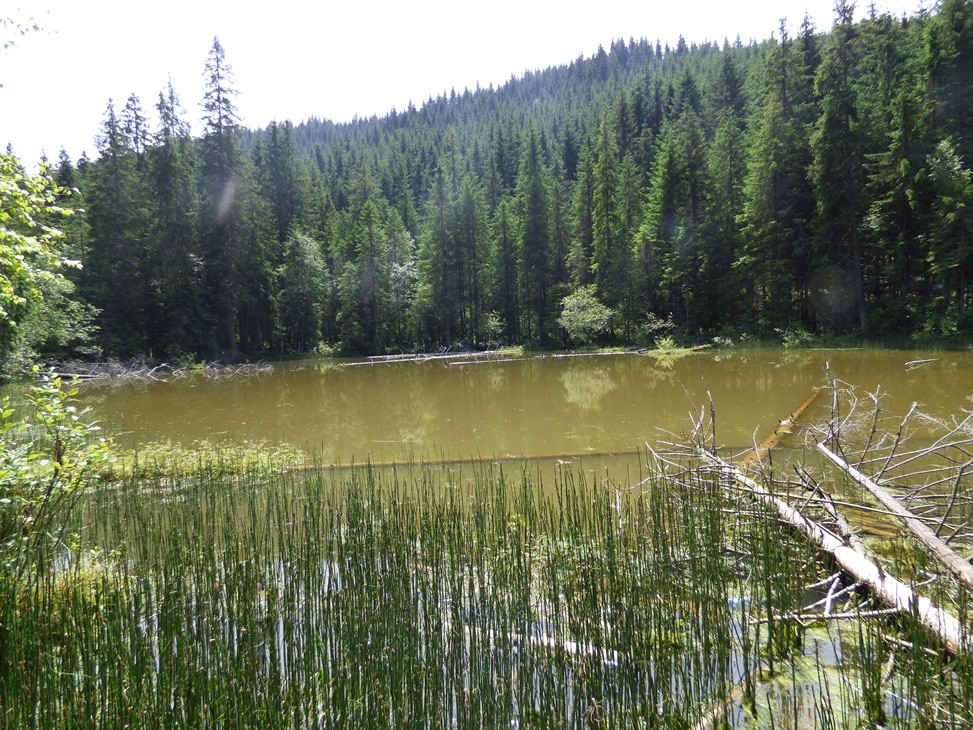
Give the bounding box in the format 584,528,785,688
3,0,973,368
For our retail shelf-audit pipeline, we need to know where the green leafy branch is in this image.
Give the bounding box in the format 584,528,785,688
0,367,113,574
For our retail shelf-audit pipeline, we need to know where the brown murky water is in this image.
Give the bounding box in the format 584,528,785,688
77,349,973,469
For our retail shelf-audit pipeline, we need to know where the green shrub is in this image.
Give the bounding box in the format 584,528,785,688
557,286,613,346
0,368,113,573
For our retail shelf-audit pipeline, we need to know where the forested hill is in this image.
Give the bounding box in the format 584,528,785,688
10,0,973,366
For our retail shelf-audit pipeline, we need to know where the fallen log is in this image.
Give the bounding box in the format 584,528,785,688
703,450,967,656
738,390,820,470
817,442,973,594
450,621,622,668
51,372,103,381
693,676,747,730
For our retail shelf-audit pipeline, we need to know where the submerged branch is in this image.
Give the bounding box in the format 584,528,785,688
737,390,821,471
751,607,903,624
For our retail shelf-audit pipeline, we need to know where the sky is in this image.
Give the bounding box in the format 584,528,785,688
1,0,922,167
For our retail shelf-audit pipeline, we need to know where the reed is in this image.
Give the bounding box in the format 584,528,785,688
2,449,971,727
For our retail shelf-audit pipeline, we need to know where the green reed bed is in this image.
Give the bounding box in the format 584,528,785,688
1,455,971,727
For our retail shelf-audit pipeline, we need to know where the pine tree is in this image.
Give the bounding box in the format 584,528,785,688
278,230,327,351
354,200,390,350
490,198,520,343
859,17,932,329
701,114,745,326
384,209,418,348
927,139,973,314
591,113,624,315
568,141,596,285
255,121,310,246
84,98,150,355
811,2,868,332
737,26,816,331
548,157,571,288
455,175,488,344
198,37,246,354
926,0,973,160
416,166,459,346
148,82,203,356
121,93,149,165
516,128,551,341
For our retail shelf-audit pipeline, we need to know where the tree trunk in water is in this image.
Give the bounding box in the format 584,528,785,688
818,443,973,593
702,451,967,656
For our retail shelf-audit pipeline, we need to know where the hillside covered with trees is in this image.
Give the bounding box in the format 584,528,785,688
5,0,973,367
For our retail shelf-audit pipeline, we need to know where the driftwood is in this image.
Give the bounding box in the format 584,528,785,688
752,608,904,624
792,465,873,554
345,350,531,367
449,357,522,366
545,350,640,359
53,360,271,383
697,385,969,728
905,358,939,371
818,442,973,594
703,451,967,656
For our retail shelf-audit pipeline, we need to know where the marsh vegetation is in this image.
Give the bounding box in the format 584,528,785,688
2,351,972,727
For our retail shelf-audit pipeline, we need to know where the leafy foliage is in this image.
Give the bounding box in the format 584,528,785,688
0,154,97,372
558,285,612,345
0,369,113,573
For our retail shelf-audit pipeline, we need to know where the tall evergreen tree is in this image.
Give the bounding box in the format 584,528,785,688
926,0,973,160
277,229,327,351
416,166,459,346
568,141,596,285
490,198,520,343
384,209,418,348
455,175,489,344
737,26,816,330
84,98,150,355
591,113,625,317
927,138,973,314
148,83,203,356
701,113,745,326
198,36,246,354
516,128,551,341
811,2,868,332
255,121,310,246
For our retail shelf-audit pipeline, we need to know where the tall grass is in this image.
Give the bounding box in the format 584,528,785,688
1,454,970,727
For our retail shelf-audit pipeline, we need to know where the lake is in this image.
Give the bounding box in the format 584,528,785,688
77,349,973,470
17,347,972,727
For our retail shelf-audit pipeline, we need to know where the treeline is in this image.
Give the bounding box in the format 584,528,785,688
26,0,973,362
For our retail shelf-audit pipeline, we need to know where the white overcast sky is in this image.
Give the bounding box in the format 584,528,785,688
2,0,921,166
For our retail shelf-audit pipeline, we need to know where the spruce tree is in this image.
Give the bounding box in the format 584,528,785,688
811,2,868,332
516,128,551,341
198,36,245,354
84,98,150,355
148,82,203,356
490,198,520,343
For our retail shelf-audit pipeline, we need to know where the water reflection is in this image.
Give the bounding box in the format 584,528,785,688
76,350,973,467
560,364,616,411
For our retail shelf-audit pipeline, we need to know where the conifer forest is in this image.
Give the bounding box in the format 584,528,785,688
6,0,973,367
